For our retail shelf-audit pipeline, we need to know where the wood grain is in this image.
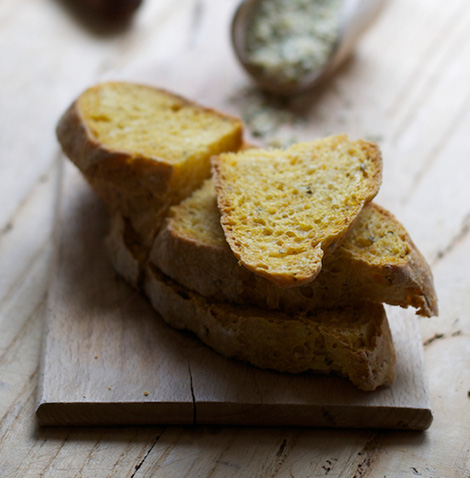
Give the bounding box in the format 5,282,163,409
36,163,432,430
1,0,470,476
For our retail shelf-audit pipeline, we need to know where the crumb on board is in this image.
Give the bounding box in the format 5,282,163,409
144,391,149,397
227,87,304,147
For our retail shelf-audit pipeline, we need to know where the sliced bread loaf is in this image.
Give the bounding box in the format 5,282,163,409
211,135,382,287
151,179,437,316
105,213,146,288
56,81,243,246
144,265,396,391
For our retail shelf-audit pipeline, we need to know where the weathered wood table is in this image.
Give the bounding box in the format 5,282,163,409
1,0,469,476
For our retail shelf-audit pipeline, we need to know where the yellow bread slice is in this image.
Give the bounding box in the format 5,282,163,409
104,143,256,288
211,135,382,287
56,81,243,246
144,265,396,391
151,179,438,317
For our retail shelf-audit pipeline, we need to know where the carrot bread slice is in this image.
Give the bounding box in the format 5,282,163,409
144,265,396,391
211,135,382,288
150,179,437,316
103,143,256,288
56,81,243,247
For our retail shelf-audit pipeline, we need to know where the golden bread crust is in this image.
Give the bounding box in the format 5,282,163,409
56,83,438,391
211,135,382,287
105,214,147,288
144,265,396,391
56,81,243,247
151,180,437,316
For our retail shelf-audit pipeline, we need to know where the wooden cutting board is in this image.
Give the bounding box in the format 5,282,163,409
36,162,433,430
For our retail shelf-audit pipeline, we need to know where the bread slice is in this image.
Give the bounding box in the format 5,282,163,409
151,179,437,316
143,265,396,391
105,214,145,288
103,143,257,288
211,135,382,287
56,81,243,247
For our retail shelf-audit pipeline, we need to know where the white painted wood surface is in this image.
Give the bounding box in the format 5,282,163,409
1,0,469,476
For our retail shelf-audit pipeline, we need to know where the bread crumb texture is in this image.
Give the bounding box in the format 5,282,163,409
152,180,437,316
167,179,223,248
340,203,410,264
212,135,382,287
79,82,241,166
57,81,243,246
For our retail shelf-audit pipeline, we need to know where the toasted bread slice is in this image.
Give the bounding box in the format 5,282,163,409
144,265,396,391
211,135,382,287
56,81,243,246
151,179,437,316
103,143,256,288
105,214,146,288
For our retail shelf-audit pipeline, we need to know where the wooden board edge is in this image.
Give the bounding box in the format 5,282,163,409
35,401,196,427
35,156,66,422
35,401,433,430
195,402,433,430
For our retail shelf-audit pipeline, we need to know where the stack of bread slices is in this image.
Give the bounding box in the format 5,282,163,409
57,81,438,391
